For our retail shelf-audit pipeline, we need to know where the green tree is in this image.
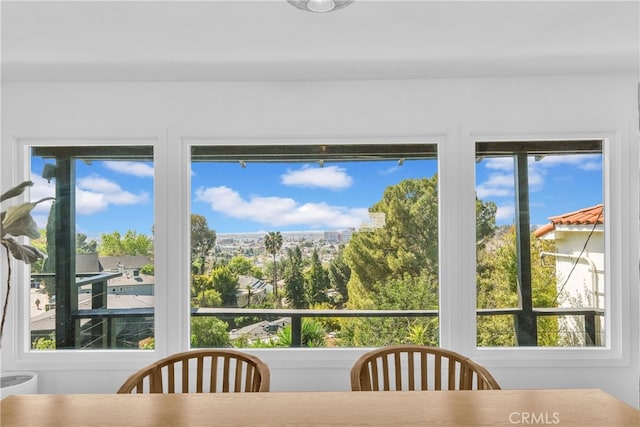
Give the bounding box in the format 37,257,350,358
340,176,441,347
283,246,306,308
328,248,350,306
98,230,152,256
264,231,283,299
476,226,558,346
228,255,254,276
345,177,439,307
140,263,154,275
190,317,230,348
306,249,329,304
476,198,498,246
340,272,438,347
122,230,153,255
191,274,223,308
191,214,216,274
32,333,56,350
76,233,97,254
30,229,48,274
211,266,238,307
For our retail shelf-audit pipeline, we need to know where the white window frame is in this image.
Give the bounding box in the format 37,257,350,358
461,129,632,369
1,126,634,373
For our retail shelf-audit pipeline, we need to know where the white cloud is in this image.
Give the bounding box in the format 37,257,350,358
476,173,514,198
482,157,514,171
495,204,515,223
478,154,601,200
103,161,154,178
281,165,353,191
76,176,149,215
27,173,150,219
379,166,399,175
535,154,602,171
195,186,368,229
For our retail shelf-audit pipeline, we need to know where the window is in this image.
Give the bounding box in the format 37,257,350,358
475,140,604,347
13,136,621,356
28,146,155,350
189,144,440,348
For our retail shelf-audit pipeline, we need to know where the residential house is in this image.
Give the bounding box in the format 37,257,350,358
535,204,605,345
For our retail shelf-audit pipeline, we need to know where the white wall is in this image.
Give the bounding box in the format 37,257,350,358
1,74,638,407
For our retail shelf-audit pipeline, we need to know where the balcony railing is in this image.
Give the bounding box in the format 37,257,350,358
30,272,604,349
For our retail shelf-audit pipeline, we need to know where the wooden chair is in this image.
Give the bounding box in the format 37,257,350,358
350,345,500,391
117,349,270,393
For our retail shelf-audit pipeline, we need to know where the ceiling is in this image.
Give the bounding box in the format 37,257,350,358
2,0,638,81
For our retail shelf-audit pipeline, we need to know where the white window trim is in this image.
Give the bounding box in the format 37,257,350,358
1,126,636,372
461,127,635,368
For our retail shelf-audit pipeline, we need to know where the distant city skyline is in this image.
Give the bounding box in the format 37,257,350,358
28,152,602,240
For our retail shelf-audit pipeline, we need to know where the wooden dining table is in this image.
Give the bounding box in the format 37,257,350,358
1,388,638,426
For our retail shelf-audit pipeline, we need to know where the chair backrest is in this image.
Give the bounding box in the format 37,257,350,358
350,345,500,391
117,349,270,393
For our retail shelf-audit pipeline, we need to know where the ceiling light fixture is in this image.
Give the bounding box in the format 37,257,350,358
287,0,355,13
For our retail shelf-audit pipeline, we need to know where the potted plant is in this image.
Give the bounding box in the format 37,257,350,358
1,181,52,398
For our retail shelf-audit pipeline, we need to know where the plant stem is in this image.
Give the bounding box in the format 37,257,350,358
1,243,11,343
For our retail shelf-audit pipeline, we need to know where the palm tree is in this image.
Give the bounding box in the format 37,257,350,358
264,231,283,299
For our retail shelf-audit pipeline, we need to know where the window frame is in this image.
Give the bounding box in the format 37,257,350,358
4,131,166,370
1,127,632,371
182,135,450,350
462,129,630,368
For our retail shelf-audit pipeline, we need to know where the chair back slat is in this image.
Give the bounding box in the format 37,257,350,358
407,351,415,390
117,349,270,394
420,352,427,390
434,354,442,390
350,345,500,392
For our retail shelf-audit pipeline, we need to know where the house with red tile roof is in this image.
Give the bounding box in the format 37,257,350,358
535,204,604,345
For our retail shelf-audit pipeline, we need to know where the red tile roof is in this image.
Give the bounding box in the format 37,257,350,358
534,204,603,238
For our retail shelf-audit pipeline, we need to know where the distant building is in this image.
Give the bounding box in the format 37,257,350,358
229,317,290,345
341,228,354,243
235,275,270,307
324,231,340,243
31,254,155,344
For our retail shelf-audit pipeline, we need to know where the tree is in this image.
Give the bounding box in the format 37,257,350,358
345,177,439,308
345,177,439,302
211,266,238,307
327,248,350,306
191,274,222,307
190,317,230,348
341,176,440,347
264,231,283,298
340,272,438,347
76,233,97,254
191,214,216,274
228,255,254,276
476,226,558,346
306,249,329,304
98,230,152,256
283,246,306,308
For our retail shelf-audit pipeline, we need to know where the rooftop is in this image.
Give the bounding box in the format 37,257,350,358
534,204,604,238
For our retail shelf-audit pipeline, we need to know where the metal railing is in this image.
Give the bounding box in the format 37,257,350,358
65,306,605,349
31,273,604,348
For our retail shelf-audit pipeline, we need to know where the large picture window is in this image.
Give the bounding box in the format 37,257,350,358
189,144,439,348
28,146,155,350
475,140,604,347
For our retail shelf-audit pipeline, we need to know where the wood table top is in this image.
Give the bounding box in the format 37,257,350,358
2,388,638,426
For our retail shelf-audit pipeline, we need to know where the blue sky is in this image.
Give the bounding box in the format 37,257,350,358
29,152,602,239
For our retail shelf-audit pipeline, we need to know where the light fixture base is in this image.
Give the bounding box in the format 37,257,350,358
287,0,355,13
